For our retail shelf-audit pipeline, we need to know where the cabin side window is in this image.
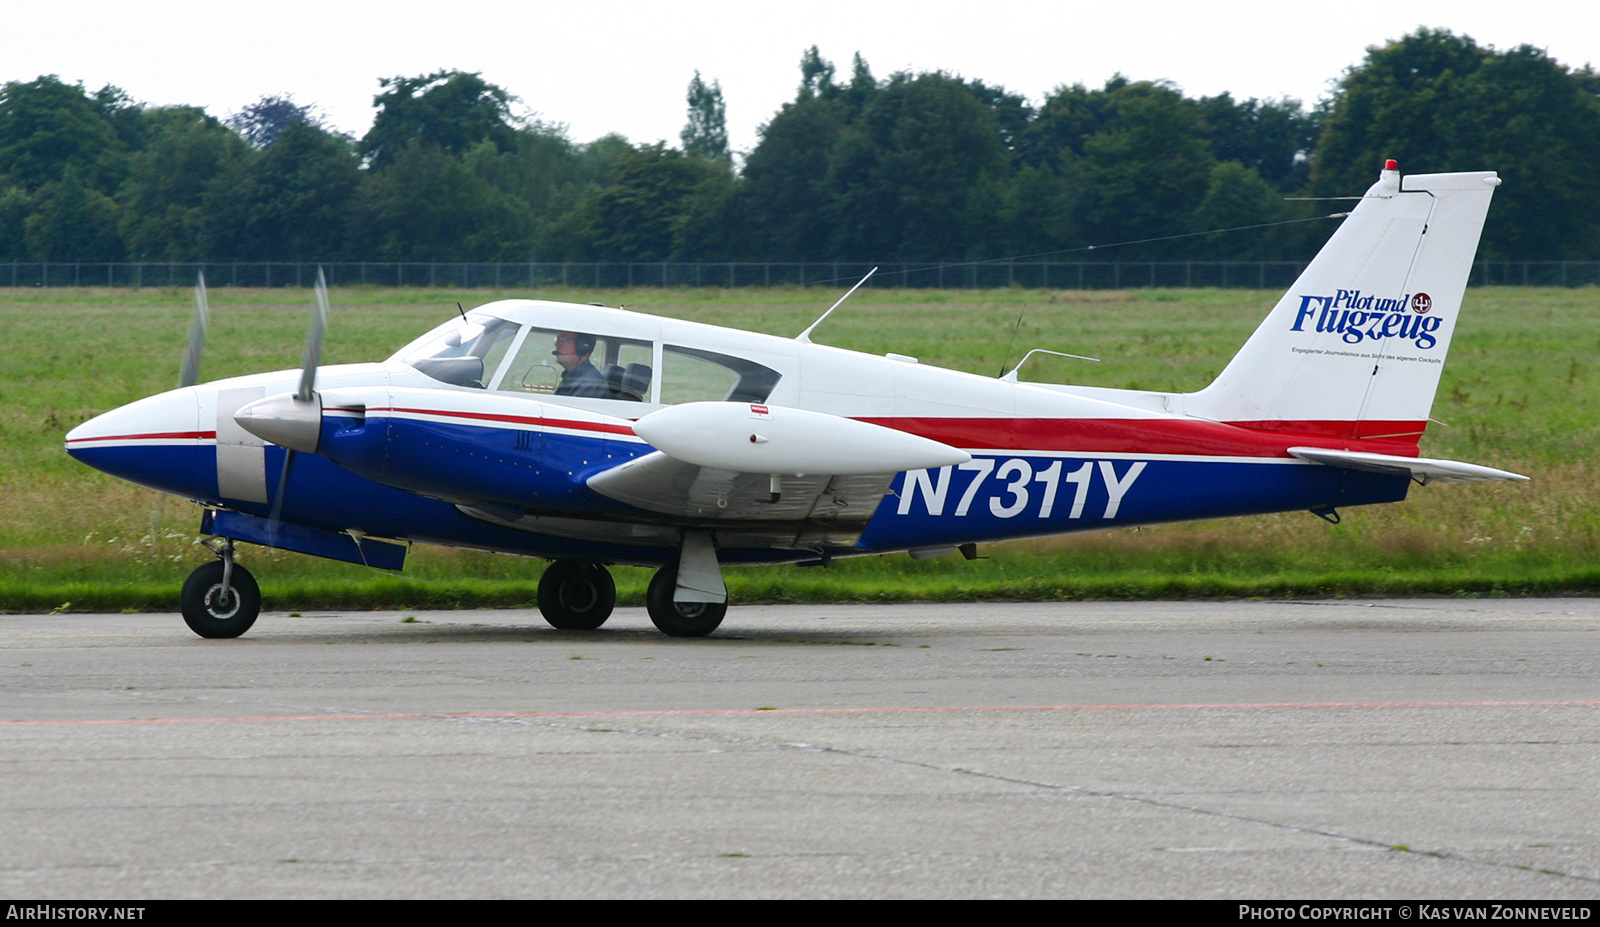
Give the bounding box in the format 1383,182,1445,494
660,345,781,404
495,327,654,402
401,319,781,406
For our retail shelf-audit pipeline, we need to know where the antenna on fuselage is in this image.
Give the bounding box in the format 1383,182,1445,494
1002,348,1100,383
796,267,877,344
997,307,1026,377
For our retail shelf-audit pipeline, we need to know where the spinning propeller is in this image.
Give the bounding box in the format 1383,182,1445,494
153,272,213,544
180,271,209,388
273,268,330,525
231,268,331,527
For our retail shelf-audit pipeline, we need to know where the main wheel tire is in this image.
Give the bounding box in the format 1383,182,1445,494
645,564,727,638
179,561,261,639
537,560,616,630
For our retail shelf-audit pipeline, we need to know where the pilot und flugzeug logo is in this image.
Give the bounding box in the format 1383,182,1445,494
1291,288,1443,348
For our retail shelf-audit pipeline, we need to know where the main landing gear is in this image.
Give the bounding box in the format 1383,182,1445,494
180,538,260,639
535,551,728,639
645,564,726,638
536,559,617,630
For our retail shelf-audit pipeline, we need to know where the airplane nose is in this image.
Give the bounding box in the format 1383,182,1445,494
66,388,203,450
64,388,208,495
233,392,322,453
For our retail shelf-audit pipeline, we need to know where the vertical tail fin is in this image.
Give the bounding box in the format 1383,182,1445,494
1181,162,1499,448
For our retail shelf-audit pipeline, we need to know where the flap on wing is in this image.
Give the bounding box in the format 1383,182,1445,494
1288,447,1529,484
587,451,894,524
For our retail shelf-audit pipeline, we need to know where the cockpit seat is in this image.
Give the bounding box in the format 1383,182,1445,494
604,363,651,402
621,363,652,400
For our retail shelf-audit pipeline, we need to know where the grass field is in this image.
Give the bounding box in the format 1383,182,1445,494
2,284,1596,612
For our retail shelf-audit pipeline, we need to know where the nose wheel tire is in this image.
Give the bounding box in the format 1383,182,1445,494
180,560,261,639
645,564,727,638
537,560,616,630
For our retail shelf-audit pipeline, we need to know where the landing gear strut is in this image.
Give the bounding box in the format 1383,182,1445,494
536,560,616,630
180,539,260,639
645,564,727,638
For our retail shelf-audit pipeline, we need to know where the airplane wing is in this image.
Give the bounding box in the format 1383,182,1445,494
584,403,970,548
1287,447,1528,484
629,401,970,475
586,452,897,548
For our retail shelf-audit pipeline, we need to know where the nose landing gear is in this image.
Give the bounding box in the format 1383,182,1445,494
180,538,260,639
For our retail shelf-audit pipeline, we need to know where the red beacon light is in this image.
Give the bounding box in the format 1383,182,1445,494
1385,159,1399,171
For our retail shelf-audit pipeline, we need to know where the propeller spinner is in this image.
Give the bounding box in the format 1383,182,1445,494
233,269,330,454
231,269,332,529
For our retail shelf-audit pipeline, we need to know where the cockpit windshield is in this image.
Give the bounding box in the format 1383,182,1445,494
397,316,520,389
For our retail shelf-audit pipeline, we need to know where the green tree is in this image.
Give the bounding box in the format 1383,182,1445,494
567,143,734,261
352,140,531,261
228,94,329,149
740,68,854,259
0,185,28,260
1196,93,1316,191
1192,161,1308,259
1313,28,1600,257
1073,81,1217,256
1020,76,1132,168
844,53,876,113
797,46,838,101
201,120,360,259
93,85,148,154
962,78,1034,165
23,168,123,260
117,107,248,260
825,72,1011,259
466,123,588,260
982,162,1082,259
681,71,729,163
361,70,520,170
0,76,124,193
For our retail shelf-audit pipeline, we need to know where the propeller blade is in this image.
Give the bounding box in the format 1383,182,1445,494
297,267,329,403
270,271,329,539
179,271,209,388
268,449,297,531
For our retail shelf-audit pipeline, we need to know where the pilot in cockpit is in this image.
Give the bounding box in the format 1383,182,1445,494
552,331,610,398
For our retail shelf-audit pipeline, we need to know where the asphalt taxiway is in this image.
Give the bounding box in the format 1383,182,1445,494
3,598,1598,898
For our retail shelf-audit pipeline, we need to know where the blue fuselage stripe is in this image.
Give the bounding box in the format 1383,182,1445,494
70,419,1409,566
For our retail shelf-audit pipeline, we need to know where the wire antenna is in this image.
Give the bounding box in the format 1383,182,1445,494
797,267,877,344
998,308,1026,377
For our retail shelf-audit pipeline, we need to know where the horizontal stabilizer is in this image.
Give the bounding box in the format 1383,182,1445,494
1288,447,1528,484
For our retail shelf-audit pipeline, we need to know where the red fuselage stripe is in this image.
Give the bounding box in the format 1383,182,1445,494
855,417,1425,458
65,414,1426,459
66,431,215,445
344,407,1431,457
375,406,638,436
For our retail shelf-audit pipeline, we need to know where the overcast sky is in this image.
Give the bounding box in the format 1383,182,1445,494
5,1,1595,154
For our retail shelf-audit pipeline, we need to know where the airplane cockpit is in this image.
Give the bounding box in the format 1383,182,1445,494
391,303,785,407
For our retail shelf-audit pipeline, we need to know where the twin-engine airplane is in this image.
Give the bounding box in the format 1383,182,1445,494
67,161,1524,638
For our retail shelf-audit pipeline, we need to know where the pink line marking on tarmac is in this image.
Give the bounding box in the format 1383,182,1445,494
6,700,1598,727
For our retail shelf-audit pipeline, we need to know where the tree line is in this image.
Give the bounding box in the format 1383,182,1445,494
3,29,1597,268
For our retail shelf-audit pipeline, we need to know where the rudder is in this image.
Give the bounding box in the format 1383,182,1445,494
1180,161,1499,448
